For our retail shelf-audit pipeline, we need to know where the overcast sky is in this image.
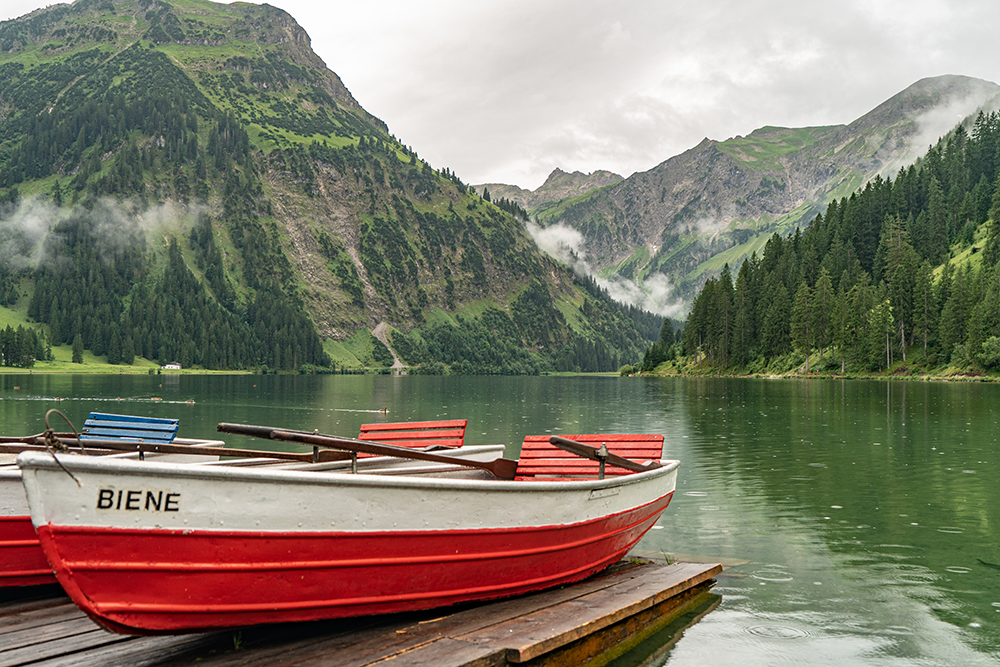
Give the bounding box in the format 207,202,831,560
4,0,1000,190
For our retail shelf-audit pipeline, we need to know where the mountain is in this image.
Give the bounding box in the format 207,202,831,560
476,168,623,213
651,103,1000,377
523,75,1000,302
0,0,660,373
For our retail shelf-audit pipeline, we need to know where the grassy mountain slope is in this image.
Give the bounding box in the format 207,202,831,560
0,0,659,373
528,75,1000,304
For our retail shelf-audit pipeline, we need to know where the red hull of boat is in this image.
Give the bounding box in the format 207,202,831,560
38,491,673,634
0,516,55,587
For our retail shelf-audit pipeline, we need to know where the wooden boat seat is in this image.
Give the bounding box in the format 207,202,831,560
515,433,664,480
356,419,467,458
80,412,179,444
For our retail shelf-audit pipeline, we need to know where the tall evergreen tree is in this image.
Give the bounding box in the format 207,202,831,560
71,333,84,364
791,280,813,371
811,267,834,361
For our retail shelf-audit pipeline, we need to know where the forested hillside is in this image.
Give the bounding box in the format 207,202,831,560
0,0,660,373
655,110,1000,376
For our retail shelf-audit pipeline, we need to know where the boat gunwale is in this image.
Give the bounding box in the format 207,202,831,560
16,450,680,492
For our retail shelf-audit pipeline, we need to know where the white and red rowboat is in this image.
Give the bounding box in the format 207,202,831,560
18,440,679,635
0,464,53,587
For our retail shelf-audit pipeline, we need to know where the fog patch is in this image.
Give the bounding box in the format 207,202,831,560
692,214,730,241
526,220,685,318
894,92,1000,173
0,197,206,272
0,197,66,271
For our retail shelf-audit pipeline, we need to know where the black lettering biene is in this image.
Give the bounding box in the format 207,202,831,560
97,489,114,509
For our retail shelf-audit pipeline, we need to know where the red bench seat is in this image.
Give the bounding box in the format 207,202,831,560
515,433,664,480
356,419,467,457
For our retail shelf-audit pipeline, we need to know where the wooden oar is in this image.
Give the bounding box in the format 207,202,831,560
0,437,350,464
0,432,75,445
218,422,519,480
548,436,662,474
0,442,118,456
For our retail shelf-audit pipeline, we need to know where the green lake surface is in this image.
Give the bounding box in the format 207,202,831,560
2,374,999,666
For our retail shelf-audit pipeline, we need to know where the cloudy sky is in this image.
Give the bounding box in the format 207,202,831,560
4,0,999,190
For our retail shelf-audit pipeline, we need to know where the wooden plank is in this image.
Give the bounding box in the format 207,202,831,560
0,587,69,621
0,607,86,642
291,637,504,667
28,633,226,667
518,450,663,460
0,609,111,649
79,429,176,443
81,413,180,445
457,562,721,663
136,616,419,667
630,550,751,569
87,413,179,425
359,420,467,433
518,447,663,458
355,420,467,457
0,626,132,665
363,430,465,440
0,614,99,650
82,421,179,434
521,583,717,666
521,434,664,443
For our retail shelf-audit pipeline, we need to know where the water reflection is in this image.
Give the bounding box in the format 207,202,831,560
634,378,1000,666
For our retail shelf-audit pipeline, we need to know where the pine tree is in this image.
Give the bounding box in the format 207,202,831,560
811,268,834,361
732,258,756,367
710,265,734,367
831,285,849,372
760,278,790,359
867,299,894,370
71,333,84,364
912,261,936,359
791,280,813,371
926,176,948,264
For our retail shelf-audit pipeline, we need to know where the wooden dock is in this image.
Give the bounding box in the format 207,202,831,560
0,560,722,667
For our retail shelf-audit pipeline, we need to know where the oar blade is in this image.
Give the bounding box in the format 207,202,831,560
490,457,518,480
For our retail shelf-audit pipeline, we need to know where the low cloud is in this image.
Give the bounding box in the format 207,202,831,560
693,214,729,240
0,198,65,271
526,220,586,261
891,89,1000,175
526,221,685,319
0,197,205,272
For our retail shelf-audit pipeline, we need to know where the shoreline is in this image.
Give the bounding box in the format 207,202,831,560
637,369,999,382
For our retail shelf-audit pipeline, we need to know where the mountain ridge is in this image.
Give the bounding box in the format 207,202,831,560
493,75,1000,304
475,167,623,212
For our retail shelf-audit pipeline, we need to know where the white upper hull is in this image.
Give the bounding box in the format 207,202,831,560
19,450,679,534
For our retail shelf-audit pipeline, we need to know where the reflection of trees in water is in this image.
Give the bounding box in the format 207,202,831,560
665,377,1000,659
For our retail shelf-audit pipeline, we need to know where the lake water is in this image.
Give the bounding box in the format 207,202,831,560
2,374,999,666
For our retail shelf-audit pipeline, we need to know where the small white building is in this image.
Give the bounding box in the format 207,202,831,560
162,362,182,370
